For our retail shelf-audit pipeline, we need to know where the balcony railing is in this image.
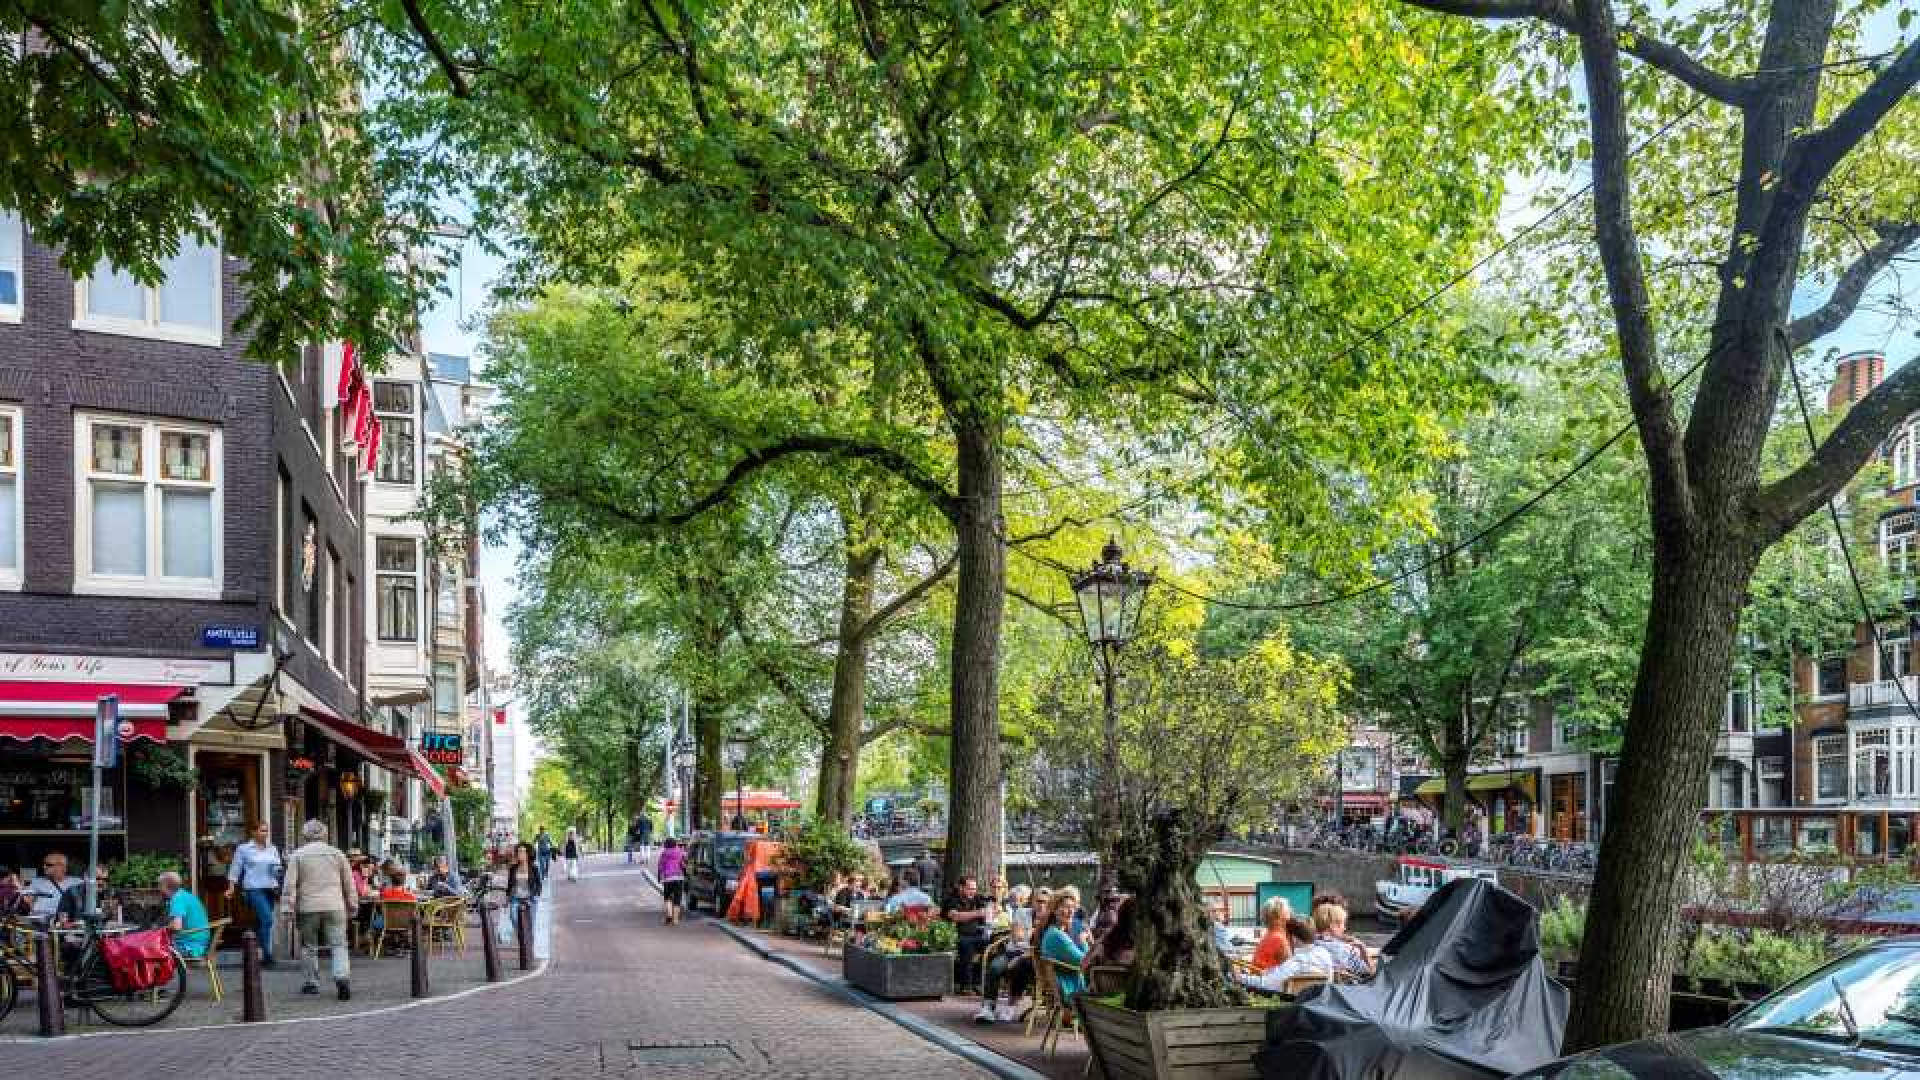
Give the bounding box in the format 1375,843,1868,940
1852,676,1920,708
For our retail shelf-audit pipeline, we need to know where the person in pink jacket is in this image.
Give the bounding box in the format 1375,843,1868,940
656,838,689,925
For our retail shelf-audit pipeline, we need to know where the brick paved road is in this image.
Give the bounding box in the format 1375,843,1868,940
0,856,991,1079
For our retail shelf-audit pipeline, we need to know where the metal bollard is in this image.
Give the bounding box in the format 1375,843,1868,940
516,901,532,970
241,930,266,1022
34,930,63,1037
409,913,429,998
479,901,501,982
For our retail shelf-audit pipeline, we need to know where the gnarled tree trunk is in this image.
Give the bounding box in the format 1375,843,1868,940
1117,808,1243,1012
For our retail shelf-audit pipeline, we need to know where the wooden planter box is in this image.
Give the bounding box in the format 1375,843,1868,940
1080,995,1273,1080
842,942,953,1000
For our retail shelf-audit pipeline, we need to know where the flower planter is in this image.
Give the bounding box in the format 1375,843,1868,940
1079,995,1273,1080
842,942,953,1000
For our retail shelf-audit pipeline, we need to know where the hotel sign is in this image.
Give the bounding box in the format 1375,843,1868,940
0,653,233,685
420,732,463,766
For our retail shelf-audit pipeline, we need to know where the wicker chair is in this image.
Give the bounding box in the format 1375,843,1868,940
370,900,419,958
1085,963,1128,996
422,897,467,955
183,917,232,1002
1031,955,1081,1058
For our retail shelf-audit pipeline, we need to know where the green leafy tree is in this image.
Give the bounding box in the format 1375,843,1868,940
1401,0,1920,1047
369,0,1520,884
2,3,430,364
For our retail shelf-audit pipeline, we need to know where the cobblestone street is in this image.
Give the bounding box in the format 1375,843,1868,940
0,856,991,1078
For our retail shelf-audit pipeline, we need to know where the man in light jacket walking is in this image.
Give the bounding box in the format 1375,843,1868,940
280,819,359,1000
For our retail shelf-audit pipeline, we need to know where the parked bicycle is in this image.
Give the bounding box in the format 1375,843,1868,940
5,917,189,1027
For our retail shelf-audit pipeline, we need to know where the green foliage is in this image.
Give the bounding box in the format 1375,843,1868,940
1687,929,1841,993
0,2,431,366
1539,896,1586,964
867,909,959,956
449,787,492,867
110,854,182,889
130,745,198,792
778,818,871,893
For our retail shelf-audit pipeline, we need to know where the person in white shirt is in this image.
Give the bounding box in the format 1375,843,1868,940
883,868,934,913
24,852,81,919
1310,903,1373,977
1238,919,1332,994
225,822,284,968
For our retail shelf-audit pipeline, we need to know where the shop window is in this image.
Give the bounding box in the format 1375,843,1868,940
1757,816,1793,856
1816,734,1848,800
1758,758,1787,808
75,413,220,595
1799,817,1838,854
1859,818,1883,857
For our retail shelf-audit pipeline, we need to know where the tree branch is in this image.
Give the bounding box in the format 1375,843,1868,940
396,0,472,98
1573,0,1691,534
1398,0,1751,105
1755,344,1920,536
848,552,957,646
634,434,959,527
1789,223,1920,349
1786,38,1920,202
1008,584,1077,633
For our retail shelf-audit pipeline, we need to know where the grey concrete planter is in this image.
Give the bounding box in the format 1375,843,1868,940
842,942,953,1000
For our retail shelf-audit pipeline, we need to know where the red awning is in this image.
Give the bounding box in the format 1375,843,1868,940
0,681,181,744
664,791,802,812
1339,794,1387,810
301,707,446,796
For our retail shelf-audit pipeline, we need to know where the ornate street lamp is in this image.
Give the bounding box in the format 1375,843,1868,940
724,734,753,832
1069,538,1153,896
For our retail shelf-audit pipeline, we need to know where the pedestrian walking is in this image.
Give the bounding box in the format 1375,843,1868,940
280,819,359,1001
636,815,653,859
563,827,582,882
225,820,283,968
656,837,688,925
534,825,554,880
501,842,542,947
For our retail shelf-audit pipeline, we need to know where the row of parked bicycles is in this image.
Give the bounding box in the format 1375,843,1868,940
1280,820,1600,876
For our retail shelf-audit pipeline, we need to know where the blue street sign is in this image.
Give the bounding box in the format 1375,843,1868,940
93,695,119,770
201,625,262,649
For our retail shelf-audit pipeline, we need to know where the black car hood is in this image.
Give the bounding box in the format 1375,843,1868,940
1525,1026,1920,1080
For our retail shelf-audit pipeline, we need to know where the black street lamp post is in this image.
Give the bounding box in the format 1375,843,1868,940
671,745,695,836
724,733,752,832
1070,537,1153,897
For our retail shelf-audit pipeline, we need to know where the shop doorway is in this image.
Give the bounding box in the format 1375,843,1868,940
195,752,262,947
1549,773,1587,842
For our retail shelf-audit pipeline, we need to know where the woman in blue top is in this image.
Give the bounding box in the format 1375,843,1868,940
1039,892,1087,1001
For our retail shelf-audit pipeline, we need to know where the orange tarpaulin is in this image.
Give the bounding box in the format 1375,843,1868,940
726,840,784,923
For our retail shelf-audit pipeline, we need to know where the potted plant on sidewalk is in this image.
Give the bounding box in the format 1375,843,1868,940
1068,633,1345,1080
777,817,871,936
843,907,959,1000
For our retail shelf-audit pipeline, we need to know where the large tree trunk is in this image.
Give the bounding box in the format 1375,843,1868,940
1564,541,1757,1050
945,416,1005,885
817,542,879,826
695,694,724,830
1117,808,1243,1012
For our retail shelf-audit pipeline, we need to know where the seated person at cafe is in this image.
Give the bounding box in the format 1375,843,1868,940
1311,903,1372,977
160,871,212,958
1208,897,1236,955
378,862,417,903
943,876,994,990
423,855,460,898
884,869,934,914
1251,897,1295,974
0,868,21,916
1237,919,1328,994
25,852,82,919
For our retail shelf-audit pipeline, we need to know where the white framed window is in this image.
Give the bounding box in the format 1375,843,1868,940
73,414,220,597
1725,684,1753,733
1815,734,1848,801
376,537,418,641
1878,620,1913,682
322,546,341,668
0,407,21,587
1893,429,1918,488
1885,513,1917,575
1815,655,1849,699
1856,727,1893,798
0,210,21,322
1757,758,1786,808
374,382,415,485
434,660,459,716
73,235,221,346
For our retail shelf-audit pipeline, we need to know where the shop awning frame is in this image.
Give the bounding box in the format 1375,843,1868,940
1413,771,1536,797
300,706,446,797
0,681,184,744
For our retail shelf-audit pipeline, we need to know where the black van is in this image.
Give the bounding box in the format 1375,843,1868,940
684,831,753,913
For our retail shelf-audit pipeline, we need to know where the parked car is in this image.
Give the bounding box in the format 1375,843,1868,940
1513,938,1920,1078
684,831,753,913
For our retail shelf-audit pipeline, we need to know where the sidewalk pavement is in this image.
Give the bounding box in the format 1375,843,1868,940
0,879,553,1038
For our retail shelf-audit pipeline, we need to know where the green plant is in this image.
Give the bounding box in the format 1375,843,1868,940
1538,896,1586,963
110,853,182,889
867,907,958,955
360,787,389,817
1685,928,1841,992
778,817,871,893
129,745,198,791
